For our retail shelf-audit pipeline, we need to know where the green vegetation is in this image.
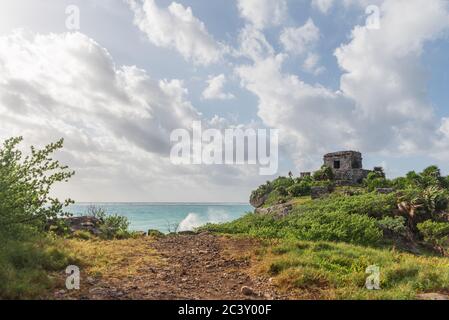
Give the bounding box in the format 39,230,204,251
203,163,449,299
250,170,335,207
257,240,449,299
85,206,132,240
0,137,75,299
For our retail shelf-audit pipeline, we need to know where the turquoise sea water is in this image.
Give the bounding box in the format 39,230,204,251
66,203,253,233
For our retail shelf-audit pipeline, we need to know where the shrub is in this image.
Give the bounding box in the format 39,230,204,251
0,137,74,237
417,220,449,250
84,205,131,239
364,172,391,192
292,193,397,218
201,209,382,245
148,229,165,238
99,214,131,240
284,211,383,245
313,165,334,181
287,181,312,197
378,216,407,236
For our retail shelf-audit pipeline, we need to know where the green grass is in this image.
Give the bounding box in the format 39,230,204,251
200,210,383,245
0,234,74,299
256,240,449,300
202,192,449,299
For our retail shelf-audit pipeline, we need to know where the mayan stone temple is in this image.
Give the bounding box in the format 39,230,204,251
323,151,371,185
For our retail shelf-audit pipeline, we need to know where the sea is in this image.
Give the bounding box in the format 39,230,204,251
66,203,253,233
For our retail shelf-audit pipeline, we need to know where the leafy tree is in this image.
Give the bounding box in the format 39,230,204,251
0,137,74,237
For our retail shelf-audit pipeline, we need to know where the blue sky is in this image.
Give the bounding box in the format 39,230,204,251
0,0,448,202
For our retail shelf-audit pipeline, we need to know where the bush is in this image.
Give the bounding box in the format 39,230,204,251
148,229,165,238
313,165,334,181
287,181,312,197
285,211,383,245
364,172,391,192
417,220,449,250
99,214,131,240
85,205,131,240
292,193,397,218
201,209,382,245
0,137,74,237
378,216,407,236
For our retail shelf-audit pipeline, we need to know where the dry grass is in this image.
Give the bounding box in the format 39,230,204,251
65,237,163,280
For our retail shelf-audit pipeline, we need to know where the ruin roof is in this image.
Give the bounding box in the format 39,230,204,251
323,151,361,158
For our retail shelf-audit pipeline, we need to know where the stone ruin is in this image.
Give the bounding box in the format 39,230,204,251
301,151,371,186
323,151,370,185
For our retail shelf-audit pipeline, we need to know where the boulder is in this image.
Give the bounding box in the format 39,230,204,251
64,216,102,235
255,203,293,218
250,193,268,208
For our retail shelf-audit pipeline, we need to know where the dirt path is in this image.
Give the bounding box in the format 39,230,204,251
54,233,291,300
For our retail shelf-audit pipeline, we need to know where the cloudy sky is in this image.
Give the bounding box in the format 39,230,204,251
0,0,448,202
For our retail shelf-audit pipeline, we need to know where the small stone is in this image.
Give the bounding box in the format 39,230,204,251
241,286,255,296
263,293,272,299
86,277,95,284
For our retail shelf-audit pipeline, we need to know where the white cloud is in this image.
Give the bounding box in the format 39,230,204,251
237,0,287,29
0,30,260,202
236,25,275,62
280,18,325,75
280,18,320,55
303,53,326,75
128,0,223,65
237,0,449,169
312,0,335,14
202,74,235,100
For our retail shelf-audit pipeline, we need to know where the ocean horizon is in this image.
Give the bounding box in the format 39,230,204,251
67,202,253,233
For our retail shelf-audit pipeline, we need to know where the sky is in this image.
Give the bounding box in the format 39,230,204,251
0,0,448,202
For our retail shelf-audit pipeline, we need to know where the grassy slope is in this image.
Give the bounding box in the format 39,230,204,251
253,240,449,299
201,193,449,299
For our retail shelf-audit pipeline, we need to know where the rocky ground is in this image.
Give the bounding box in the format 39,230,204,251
53,233,293,300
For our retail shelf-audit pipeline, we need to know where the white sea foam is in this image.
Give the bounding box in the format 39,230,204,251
178,209,230,231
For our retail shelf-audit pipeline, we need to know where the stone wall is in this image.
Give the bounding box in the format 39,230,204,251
323,151,369,185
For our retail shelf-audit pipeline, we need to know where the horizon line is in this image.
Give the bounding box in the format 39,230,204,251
69,201,251,205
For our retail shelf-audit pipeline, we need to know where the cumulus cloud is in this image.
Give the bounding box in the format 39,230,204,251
127,0,223,65
0,31,199,156
236,0,449,169
280,18,320,55
236,25,275,62
237,0,287,29
202,74,235,100
303,53,326,75
280,18,324,74
0,30,262,202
